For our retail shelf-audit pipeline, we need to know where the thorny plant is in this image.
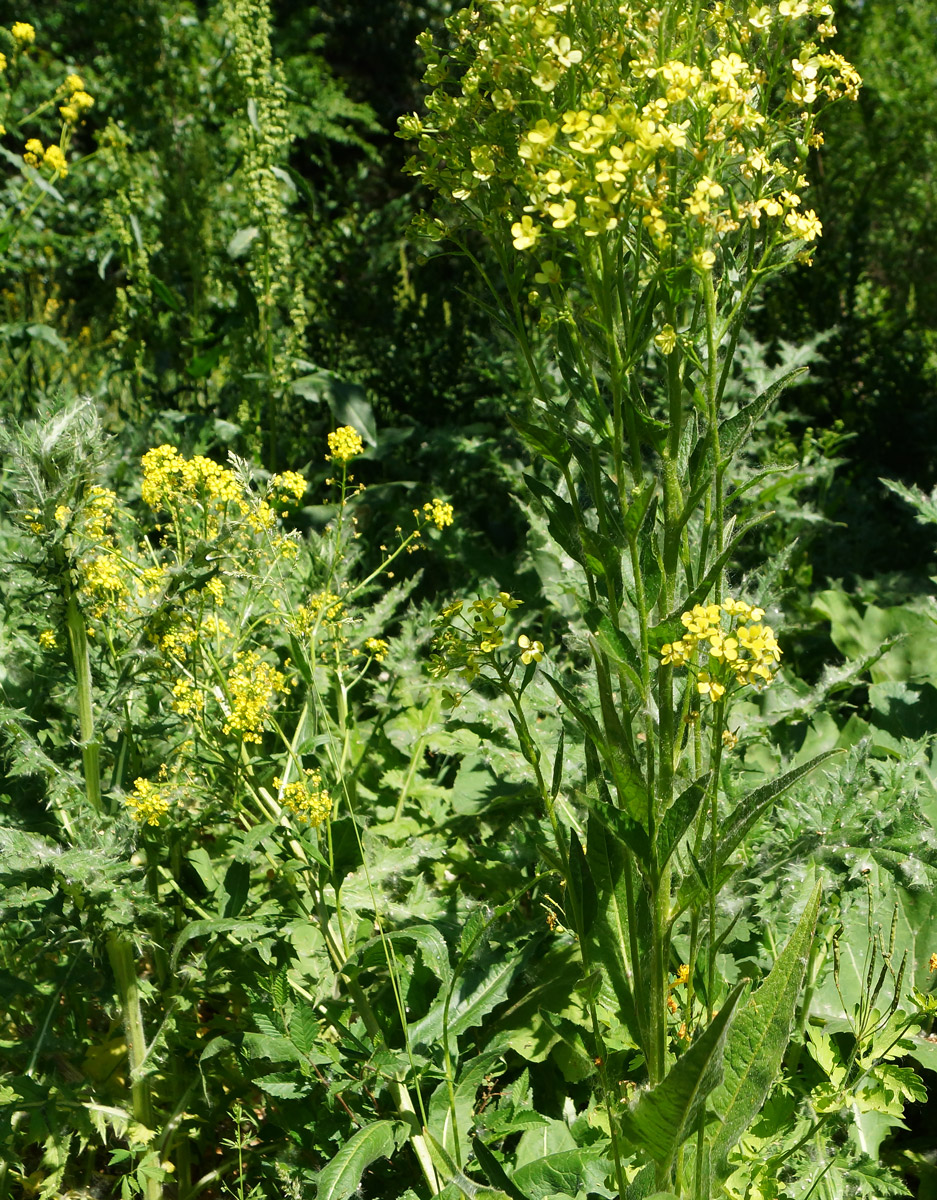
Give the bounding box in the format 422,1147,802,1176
396,1,926,1196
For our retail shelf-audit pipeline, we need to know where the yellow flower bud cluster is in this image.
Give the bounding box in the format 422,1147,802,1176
11,22,35,45
276,769,331,827
125,777,171,826
326,425,364,464
661,596,781,701
268,470,306,514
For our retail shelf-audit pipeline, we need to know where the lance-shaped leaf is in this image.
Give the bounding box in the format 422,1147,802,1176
715,750,843,873
706,881,822,1189
718,366,808,463
657,774,711,870
620,981,747,1176
568,829,598,938
586,813,642,1049
316,1120,399,1200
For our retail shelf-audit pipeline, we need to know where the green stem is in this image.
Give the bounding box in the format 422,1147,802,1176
64,586,103,813
106,933,162,1200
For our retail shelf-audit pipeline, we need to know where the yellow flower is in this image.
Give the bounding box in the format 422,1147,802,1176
38,629,57,650
785,208,822,241
365,636,389,662
71,90,94,111
269,470,306,508
660,641,688,667
54,504,71,527
518,634,544,664
697,673,726,702
278,769,331,827
692,248,717,272
11,22,36,44
928,952,937,973
23,137,43,168
43,145,68,178
423,498,454,529
59,104,78,123
654,324,678,355
125,777,170,826
0,53,7,72
511,215,540,250
65,72,84,92
327,425,364,464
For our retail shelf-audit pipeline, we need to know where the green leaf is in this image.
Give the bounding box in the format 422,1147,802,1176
568,829,597,937
718,366,808,462
316,1120,398,1200
26,323,68,352
289,1004,319,1055
471,1138,531,1200
509,413,571,469
620,981,747,1175
585,610,644,694
715,750,843,873
585,814,641,1047
171,917,270,969
221,859,250,918
511,1148,614,1200
524,474,582,568
410,945,521,1048
707,881,822,1189
657,775,711,869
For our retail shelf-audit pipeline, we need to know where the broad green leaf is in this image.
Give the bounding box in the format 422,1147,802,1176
289,1004,319,1055
316,1120,398,1200
707,881,822,1188
585,814,641,1047
586,611,644,694
354,924,453,986
511,1148,615,1200
410,948,521,1047
428,1051,503,1162
524,474,582,568
171,918,270,969
620,981,746,1175
508,414,571,468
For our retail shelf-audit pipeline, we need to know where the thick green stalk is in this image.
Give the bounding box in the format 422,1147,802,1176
106,932,162,1200
64,587,102,813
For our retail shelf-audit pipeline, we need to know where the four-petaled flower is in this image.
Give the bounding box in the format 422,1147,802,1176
518,634,544,664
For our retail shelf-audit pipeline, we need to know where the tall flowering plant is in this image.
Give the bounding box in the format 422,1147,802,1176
401,1,860,1195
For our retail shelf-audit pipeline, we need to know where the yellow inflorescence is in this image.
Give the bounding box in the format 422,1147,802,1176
422,498,454,530
141,444,241,511
400,0,860,270
364,636,389,662
222,651,290,743
277,769,331,827
661,596,782,701
327,426,363,464
125,777,170,826
11,22,35,44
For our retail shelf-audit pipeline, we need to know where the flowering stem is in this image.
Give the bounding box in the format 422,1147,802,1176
63,582,103,814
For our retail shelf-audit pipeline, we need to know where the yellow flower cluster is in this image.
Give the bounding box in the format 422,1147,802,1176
222,650,290,743
276,769,331,827
292,590,345,636
59,72,94,125
661,596,781,700
421,498,454,530
11,21,35,44
429,591,523,682
365,636,389,662
141,444,241,512
125,777,170,826
269,470,306,513
400,0,859,272
327,426,364,464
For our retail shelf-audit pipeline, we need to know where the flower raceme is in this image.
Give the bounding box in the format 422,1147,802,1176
399,0,859,275
661,596,782,701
